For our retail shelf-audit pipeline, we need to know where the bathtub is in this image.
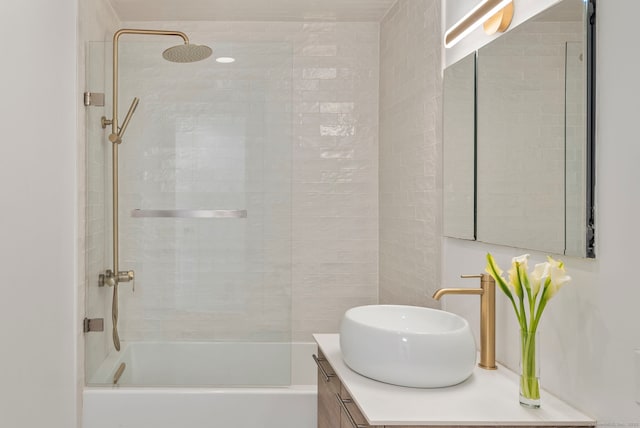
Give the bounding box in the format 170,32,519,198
83,342,317,428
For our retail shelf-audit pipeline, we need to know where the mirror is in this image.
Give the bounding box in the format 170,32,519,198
443,53,476,240
443,0,595,258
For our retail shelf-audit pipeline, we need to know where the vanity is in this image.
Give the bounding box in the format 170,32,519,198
314,334,595,428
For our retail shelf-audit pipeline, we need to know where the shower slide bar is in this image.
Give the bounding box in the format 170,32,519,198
131,209,248,219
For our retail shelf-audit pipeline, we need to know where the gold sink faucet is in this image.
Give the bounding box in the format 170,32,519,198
433,274,497,370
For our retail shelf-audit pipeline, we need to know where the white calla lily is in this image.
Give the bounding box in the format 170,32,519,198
529,262,549,296
508,254,529,299
544,256,571,300
512,254,530,270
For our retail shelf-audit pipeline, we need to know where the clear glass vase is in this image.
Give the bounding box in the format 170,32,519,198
519,329,541,408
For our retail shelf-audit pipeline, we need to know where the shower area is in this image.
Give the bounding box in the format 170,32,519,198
83,30,315,428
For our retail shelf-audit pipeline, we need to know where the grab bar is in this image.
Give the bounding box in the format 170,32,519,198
335,393,367,428
312,354,336,382
131,209,247,219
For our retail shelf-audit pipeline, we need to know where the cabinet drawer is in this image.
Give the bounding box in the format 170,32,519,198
339,384,381,428
316,350,341,428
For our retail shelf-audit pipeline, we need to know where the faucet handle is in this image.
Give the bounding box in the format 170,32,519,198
116,270,135,292
461,273,495,287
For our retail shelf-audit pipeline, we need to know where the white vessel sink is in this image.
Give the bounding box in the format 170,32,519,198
339,305,476,388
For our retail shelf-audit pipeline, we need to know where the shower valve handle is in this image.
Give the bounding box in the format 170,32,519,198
117,270,135,287
100,269,135,288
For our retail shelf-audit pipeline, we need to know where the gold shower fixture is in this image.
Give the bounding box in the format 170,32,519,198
101,29,212,351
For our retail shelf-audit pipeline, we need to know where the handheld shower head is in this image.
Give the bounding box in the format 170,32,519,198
162,43,212,63
108,97,139,144
118,97,139,138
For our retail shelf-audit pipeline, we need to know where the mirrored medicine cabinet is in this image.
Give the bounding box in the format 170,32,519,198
443,0,596,258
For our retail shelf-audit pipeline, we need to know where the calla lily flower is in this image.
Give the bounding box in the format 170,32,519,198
485,253,514,301
485,252,571,331
508,254,529,299
544,256,571,300
512,254,530,270
529,262,548,297
487,253,571,319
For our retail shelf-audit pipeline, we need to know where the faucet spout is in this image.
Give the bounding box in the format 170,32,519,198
432,287,483,300
433,274,497,370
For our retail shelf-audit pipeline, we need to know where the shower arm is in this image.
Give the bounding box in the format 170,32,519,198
110,29,188,139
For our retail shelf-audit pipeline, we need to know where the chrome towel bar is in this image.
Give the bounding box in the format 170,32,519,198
131,209,247,219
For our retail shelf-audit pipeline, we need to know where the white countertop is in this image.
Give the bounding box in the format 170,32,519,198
314,334,595,426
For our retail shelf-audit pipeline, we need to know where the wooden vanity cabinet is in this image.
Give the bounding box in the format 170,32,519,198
315,350,593,428
339,384,382,428
316,349,342,428
316,350,381,428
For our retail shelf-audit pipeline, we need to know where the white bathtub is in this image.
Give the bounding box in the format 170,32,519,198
83,342,317,428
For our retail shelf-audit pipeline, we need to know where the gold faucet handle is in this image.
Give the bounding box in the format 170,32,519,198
115,270,135,291
461,273,495,287
126,270,135,293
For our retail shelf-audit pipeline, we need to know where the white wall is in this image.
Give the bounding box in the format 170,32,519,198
0,0,79,427
443,0,640,424
379,0,443,306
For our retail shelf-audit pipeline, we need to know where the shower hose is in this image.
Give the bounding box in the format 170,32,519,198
112,284,120,351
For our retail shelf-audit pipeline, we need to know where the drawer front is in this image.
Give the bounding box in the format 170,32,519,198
339,384,380,428
317,350,341,428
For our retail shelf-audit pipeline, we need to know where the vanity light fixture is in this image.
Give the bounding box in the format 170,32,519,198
444,0,514,48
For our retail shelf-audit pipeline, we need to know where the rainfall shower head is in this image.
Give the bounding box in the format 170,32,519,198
162,43,213,63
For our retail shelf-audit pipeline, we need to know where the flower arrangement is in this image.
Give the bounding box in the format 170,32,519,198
485,253,571,407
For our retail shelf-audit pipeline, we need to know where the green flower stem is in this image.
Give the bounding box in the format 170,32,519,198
521,330,540,400
519,298,528,332
531,298,547,334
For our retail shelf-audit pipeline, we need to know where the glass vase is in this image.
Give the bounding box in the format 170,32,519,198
519,329,541,408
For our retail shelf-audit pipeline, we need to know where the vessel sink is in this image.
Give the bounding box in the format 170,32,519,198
339,305,476,388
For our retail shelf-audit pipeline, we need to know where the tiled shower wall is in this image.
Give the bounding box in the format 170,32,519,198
117,40,295,344
379,0,443,305
115,21,380,342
